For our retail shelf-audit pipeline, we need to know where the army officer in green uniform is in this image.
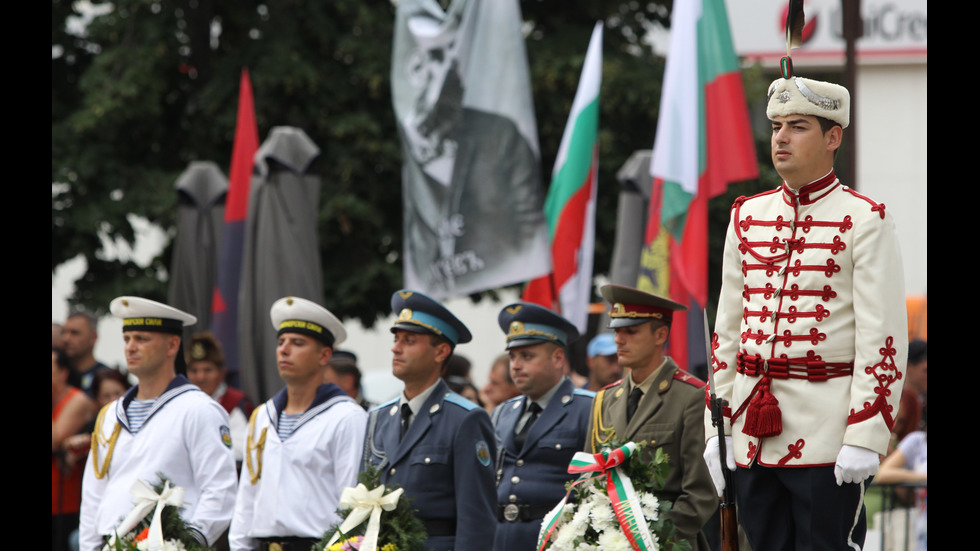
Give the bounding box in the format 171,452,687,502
584,284,716,551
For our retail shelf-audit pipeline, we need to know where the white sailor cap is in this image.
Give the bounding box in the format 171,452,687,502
269,296,346,348
767,76,850,129
110,296,197,335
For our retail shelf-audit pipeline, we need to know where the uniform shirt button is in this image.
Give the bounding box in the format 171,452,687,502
389,468,396,476
424,457,431,464
555,444,562,450
516,459,524,467
511,476,520,484
509,494,517,503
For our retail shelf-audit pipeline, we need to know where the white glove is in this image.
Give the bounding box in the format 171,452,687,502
834,445,879,486
703,435,736,497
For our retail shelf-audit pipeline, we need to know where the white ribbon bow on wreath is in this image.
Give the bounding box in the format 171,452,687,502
104,479,186,551
326,483,404,551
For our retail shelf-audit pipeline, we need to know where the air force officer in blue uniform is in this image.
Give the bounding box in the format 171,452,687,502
491,302,595,550
361,290,497,551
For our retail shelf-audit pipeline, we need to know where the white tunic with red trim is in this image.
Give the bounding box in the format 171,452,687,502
706,172,908,468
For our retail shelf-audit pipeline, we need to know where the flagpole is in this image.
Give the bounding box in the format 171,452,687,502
548,271,562,314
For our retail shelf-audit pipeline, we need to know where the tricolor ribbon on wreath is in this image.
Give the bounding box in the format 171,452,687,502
537,442,656,551
104,479,186,551
326,483,405,551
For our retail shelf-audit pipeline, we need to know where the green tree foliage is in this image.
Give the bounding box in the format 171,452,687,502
53,0,771,327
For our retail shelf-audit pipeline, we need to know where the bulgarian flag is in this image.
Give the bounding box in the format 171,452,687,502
211,68,259,384
522,22,603,334
638,0,757,372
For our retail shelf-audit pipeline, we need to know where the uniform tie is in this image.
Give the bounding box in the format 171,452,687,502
627,387,643,423
514,402,542,451
399,403,412,441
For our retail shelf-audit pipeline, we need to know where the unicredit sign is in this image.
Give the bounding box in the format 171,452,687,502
727,0,926,65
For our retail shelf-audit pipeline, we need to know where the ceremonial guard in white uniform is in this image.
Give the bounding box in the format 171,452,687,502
230,297,367,551
361,290,497,551
491,302,593,551
79,297,237,551
703,71,908,550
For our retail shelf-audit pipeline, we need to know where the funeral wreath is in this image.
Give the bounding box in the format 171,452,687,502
103,473,214,551
314,465,427,551
536,439,692,551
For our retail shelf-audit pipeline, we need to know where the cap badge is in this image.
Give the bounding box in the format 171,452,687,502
505,305,522,314
191,342,207,360
778,90,791,103
398,308,414,322
398,291,414,300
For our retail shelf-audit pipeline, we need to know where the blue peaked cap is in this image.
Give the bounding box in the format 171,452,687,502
390,290,472,346
497,302,580,350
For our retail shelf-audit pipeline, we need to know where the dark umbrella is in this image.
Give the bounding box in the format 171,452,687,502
167,161,228,345
237,127,324,403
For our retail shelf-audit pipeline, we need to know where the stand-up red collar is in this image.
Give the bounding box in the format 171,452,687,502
781,170,839,205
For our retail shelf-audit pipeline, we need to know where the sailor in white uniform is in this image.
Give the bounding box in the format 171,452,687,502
79,296,237,551
229,296,367,551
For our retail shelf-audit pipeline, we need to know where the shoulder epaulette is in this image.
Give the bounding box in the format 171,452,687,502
573,388,596,398
369,398,398,413
673,370,706,389
601,378,623,390
733,187,781,211
444,392,478,411
842,186,887,219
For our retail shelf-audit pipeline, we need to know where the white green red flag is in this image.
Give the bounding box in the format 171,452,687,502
637,0,758,371
522,22,603,333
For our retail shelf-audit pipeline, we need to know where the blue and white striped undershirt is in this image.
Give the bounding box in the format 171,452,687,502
127,399,156,433
277,413,303,440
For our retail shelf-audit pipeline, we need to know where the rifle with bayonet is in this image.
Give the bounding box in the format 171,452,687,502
705,311,738,551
